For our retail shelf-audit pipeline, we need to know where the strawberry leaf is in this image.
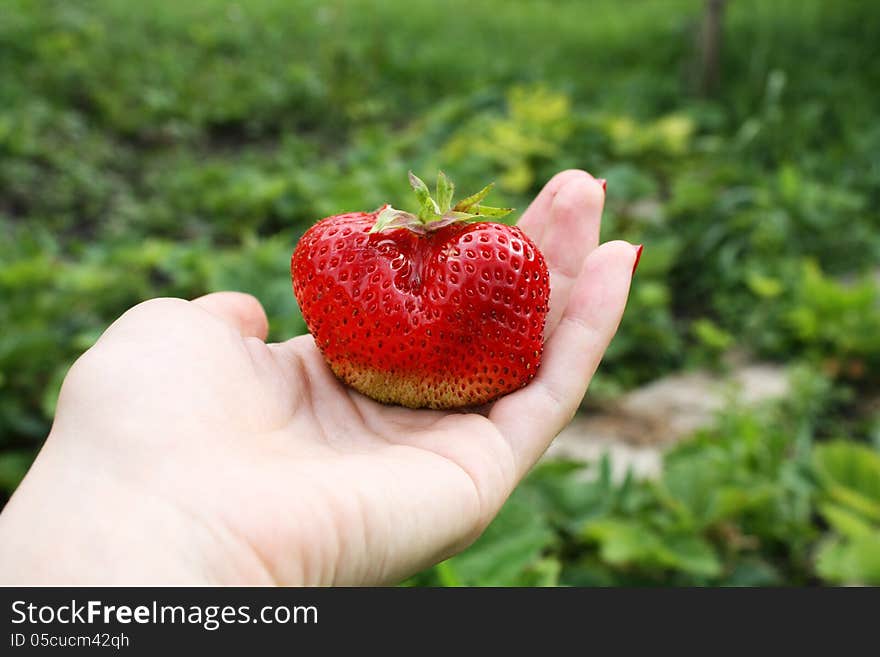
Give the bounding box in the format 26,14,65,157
435,171,455,214
470,204,513,218
369,205,420,233
408,171,440,220
453,182,495,212
371,172,513,234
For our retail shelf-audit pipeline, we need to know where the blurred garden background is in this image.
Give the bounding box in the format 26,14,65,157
2,0,879,585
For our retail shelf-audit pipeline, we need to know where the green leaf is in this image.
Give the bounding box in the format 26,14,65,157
746,272,784,299
661,534,722,578
813,441,880,522
369,205,419,234
583,518,721,578
524,459,616,530
453,182,494,212
408,171,439,220
660,452,725,527
582,518,664,566
469,204,513,218
815,533,880,585
520,558,562,587
438,487,554,586
692,318,734,351
434,560,463,587
713,484,775,520
443,210,481,221
819,503,876,539
435,171,455,213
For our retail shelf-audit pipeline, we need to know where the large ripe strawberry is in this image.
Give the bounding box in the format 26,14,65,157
291,172,549,409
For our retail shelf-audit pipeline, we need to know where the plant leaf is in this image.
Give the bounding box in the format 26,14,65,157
814,441,880,521
819,502,875,539
408,171,439,220
369,205,421,234
453,182,494,211
661,533,722,578
470,204,514,218
438,487,554,586
815,532,880,585
435,171,455,213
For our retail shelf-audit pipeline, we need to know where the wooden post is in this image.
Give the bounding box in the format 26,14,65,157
697,0,728,96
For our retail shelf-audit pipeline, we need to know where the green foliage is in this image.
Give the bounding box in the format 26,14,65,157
813,442,880,584
3,0,880,585
433,485,557,587
415,369,880,586
443,86,573,193
814,441,880,521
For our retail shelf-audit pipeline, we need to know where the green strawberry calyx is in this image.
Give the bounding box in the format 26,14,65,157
369,171,513,235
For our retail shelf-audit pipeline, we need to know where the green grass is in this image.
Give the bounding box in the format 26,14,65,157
2,0,879,585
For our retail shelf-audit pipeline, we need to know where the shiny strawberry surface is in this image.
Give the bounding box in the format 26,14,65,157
291,210,549,409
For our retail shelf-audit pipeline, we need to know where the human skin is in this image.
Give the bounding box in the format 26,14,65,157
0,171,637,585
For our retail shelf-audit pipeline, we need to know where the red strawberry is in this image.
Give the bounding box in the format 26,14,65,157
290,172,549,409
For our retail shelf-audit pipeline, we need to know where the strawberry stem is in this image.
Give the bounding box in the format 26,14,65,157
369,171,513,234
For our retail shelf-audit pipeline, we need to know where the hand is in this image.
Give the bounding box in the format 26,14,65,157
0,171,638,585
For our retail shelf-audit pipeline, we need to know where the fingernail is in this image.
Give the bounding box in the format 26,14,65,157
596,178,607,193
632,244,643,275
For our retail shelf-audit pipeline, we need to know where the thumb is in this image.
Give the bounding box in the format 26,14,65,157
192,292,269,340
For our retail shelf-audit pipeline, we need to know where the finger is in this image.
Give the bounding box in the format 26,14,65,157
490,240,637,476
517,169,598,245
192,291,269,340
537,173,605,337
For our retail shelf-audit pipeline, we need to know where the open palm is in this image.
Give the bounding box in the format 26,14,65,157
0,170,637,585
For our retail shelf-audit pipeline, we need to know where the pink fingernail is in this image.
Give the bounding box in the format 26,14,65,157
632,244,643,275
596,178,607,193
